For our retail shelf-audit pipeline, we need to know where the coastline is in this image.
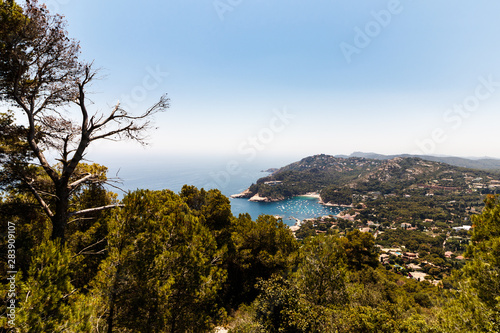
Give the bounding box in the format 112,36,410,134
229,188,349,231
231,189,352,209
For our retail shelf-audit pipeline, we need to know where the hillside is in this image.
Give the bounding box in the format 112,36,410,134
234,154,500,202
345,152,500,170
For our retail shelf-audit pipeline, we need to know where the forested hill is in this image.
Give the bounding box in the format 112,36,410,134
240,154,500,202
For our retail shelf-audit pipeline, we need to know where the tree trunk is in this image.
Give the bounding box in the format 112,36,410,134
51,184,70,242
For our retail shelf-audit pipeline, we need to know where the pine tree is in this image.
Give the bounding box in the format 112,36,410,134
92,189,226,332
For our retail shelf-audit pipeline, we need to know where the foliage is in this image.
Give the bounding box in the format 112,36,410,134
0,111,32,190
321,185,353,205
341,229,379,270
253,275,311,332
435,287,498,333
180,185,233,247
225,213,298,306
459,195,500,325
0,194,50,276
293,235,347,306
6,240,88,332
231,230,446,332
91,189,226,332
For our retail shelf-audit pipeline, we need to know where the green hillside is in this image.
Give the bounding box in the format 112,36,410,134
238,154,500,225
245,154,499,200
348,152,500,170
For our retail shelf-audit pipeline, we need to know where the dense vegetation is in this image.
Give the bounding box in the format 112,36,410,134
4,187,500,331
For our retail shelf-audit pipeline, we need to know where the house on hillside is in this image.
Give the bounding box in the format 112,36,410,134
379,254,390,264
403,252,418,260
264,180,282,186
453,225,472,231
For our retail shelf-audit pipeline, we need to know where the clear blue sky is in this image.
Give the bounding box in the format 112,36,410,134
26,1,500,163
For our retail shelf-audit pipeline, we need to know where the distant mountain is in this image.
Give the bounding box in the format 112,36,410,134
344,152,500,171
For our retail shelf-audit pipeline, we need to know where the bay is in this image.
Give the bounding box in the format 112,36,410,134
107,158,343,226
229,196,343,226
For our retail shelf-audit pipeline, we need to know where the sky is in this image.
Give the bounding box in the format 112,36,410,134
9,0,500,168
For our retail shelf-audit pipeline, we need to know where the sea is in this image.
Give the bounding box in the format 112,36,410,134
105,157,344,226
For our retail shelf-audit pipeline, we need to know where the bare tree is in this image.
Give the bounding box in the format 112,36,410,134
0,0,169,241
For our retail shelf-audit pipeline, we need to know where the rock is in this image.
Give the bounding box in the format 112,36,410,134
230,188,253,198
249,193,270,202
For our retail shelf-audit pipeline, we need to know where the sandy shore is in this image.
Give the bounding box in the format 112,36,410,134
297,192,321,199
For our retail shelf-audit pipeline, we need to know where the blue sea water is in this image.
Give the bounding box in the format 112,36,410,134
107,158,342,226
230,196,343,226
